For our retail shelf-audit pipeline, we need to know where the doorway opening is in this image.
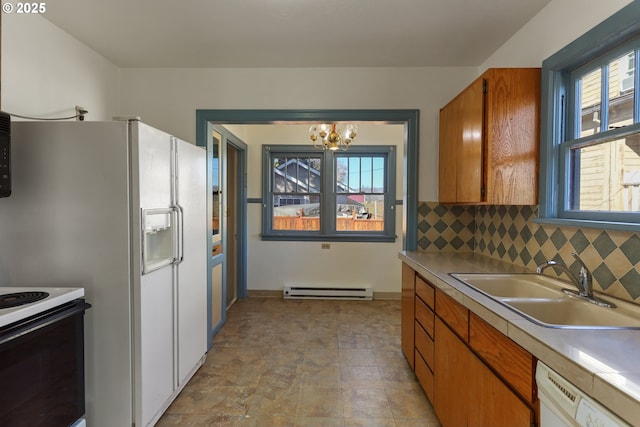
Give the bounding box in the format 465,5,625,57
196,109,419,346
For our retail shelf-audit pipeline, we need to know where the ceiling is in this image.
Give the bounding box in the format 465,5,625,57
43,0,552,68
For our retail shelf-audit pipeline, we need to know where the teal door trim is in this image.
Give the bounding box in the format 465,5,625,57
222,131,248,300
195,109,419,251
196,122,248,348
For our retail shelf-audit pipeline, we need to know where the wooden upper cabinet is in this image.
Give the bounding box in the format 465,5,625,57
438,68,541,205
457,77,484,203
438,96,459,203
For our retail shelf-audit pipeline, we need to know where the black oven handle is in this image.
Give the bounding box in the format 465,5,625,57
0,299,91,346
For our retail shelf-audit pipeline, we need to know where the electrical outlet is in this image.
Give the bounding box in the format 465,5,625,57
321,243,330,249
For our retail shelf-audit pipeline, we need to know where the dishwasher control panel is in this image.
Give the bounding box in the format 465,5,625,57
577,398,629,427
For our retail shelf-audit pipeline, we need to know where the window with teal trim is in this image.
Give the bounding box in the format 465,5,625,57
262,145,396,241
540,3,640,229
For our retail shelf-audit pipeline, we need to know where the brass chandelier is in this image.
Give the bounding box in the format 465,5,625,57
309,123,358,151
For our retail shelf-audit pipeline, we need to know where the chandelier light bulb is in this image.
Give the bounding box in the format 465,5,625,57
319,123,330,139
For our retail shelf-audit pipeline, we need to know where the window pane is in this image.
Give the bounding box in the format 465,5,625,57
372,157,385,193
361,157,372,192
272,195,321,230
336,194,385,231
337,155,386,194
271,155,322,231
348,157,361,192
335,155,387,232
308,158,321,193
579,68,602,137
273,156,321,193
273,157,285,192
211,131,222,251
336,157,348,193
570,132,640,212
609,52,635,130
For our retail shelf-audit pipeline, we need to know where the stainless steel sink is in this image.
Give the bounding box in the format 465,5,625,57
450,273,565,299
450,273,640,330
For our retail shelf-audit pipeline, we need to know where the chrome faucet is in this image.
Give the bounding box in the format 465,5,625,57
536,253,591,297
536,253,615,308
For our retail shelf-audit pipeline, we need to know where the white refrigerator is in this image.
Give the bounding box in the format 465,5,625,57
0,119,207,426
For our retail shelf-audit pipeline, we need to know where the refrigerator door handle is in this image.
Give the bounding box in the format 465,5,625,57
175,205,184,264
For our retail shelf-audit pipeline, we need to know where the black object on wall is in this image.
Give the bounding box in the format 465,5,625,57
0,111,10,198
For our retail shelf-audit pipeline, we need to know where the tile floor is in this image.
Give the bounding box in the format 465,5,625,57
157,297,441,427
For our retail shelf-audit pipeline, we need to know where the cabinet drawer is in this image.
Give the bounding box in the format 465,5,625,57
415,297,435,338
415,320,434,369
469,312,535,404
415,275,434,309
415,349,434,404
435,288,469,342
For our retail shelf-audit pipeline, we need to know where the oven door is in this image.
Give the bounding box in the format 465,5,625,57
0,299,90,427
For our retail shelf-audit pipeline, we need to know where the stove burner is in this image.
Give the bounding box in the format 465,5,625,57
0,291,49,309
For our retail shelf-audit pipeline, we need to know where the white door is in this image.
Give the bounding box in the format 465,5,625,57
138,267,174,425
132,122,175,426
174,137,207,385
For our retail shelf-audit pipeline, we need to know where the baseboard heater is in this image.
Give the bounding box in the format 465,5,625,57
283,286,373,300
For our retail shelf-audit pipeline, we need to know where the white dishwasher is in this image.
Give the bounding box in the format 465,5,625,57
536,361,630,427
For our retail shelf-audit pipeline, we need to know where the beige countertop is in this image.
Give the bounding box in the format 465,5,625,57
399,250,640,426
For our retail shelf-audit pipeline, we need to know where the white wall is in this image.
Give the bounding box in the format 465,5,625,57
1,14,119,120
480,0,632,70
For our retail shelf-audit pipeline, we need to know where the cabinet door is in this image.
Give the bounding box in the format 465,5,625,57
434,317,468,427
435,316,533,427
438,100,459,203
435,288,469,342
484,68,540,205
469,312,535,404
457,77,484,203
401,263,415,368
438,68,541,205
467,351,533,427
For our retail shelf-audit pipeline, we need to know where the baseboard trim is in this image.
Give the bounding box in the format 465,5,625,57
373,292,401,300
247,290,282,298
246,290,401,300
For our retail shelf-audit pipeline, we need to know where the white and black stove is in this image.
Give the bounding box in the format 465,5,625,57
0,286,89,426
0,286,85,328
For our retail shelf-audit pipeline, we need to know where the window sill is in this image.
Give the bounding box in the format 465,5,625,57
534,217,639,233
261,234,397,243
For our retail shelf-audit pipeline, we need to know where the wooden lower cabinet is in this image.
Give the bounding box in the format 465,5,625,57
401,263,535,426
435,288,469,342
434,317,533,427
469,312,535,404
401,263,415,368
434,317,468,427
468,353,533,427
415,349,435,403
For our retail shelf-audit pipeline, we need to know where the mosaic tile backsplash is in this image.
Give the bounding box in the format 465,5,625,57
417,202,640,303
